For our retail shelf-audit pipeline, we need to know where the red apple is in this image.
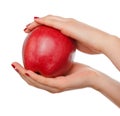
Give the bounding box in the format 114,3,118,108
22,25,76,77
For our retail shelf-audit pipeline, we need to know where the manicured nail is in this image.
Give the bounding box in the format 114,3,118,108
11,64,19,73
25,72,30,77
11,64,15,69
34,17,39,19
24,28,27,31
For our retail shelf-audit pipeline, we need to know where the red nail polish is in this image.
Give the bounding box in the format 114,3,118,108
11,64,15,69
11,64,19,73
25,73,30,77
34,16,39,19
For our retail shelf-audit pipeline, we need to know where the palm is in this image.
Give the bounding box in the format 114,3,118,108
12,62,96,93
51,62,96,91
65,62,96,77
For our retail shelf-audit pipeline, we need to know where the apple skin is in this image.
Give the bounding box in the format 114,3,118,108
22,25,76,77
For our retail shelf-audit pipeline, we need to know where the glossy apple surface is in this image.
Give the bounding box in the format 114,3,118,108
22,25,76,77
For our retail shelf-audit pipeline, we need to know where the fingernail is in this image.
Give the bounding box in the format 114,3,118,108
24,28,27,31
25,72,30,77
11,64,15,69
11,64,19,73
34,16,39,19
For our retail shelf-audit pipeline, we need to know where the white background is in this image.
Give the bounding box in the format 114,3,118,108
0,0,120,115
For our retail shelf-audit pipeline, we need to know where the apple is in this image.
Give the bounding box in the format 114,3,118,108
22,25,76,77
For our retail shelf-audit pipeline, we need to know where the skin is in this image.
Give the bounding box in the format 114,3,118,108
12,15,120,107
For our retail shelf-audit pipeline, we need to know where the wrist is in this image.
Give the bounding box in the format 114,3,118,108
84,69,103,89
100,35,120,70
100,35,118,53
98,34,114,53
88,70,105,90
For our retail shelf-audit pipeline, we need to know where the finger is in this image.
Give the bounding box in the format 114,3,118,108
25,70,66,90
11,62,61,93
24,15,65,33
36,15,65,22
11,62,26,75
24,21,41,33
34,15,65,30
24,28,31,33
11,62,33,82
24,74,61,93
11,62,34,86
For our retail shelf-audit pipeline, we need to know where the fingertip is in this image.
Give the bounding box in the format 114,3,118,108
24,28,31,33
11,62,20,73
11,62,18,66
24,28,27,31
34,16,39,19
11,63,15,69
34,17,43,23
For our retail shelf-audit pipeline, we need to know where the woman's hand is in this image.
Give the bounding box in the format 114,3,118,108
11,62,120,107
24,15,120,70
11,15,120,107
11,62,98,93
24,15,110,54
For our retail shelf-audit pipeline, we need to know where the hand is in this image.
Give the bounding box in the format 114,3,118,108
11,61,120,107
24,15,112,54
11,62,98,93
11,15,120,107
24,15,120,71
